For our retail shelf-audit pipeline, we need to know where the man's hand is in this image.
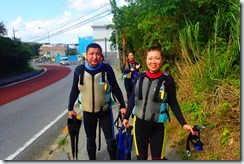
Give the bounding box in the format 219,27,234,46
120,107,127,115
68,110,77,118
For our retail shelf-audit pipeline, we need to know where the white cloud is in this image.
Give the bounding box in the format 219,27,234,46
67,0,109,12
6,0,116,44
12,16,22,26
64,11,72,17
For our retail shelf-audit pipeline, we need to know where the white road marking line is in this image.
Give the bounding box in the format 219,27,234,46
5,109,67,160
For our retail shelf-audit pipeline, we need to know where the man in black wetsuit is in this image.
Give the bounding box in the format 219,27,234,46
68,43,126,160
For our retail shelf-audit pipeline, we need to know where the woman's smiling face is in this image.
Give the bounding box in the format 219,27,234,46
146,50,164,73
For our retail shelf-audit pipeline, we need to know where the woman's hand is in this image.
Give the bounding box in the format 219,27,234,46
183,124,197,135
136,64,140,69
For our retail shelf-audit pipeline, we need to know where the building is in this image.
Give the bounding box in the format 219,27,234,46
91,22,119,65
78,36,93,55
39,45,66,60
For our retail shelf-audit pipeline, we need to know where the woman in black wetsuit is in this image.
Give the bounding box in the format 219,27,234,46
123,46,196,160
122,50,141,101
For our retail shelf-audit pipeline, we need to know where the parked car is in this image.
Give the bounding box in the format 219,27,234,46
60,58,70,66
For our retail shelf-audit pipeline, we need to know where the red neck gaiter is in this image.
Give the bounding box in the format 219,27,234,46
128,59,135,63
145,70,163,79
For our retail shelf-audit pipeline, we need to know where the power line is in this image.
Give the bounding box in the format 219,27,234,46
23,3,111,42
19,0,94,40
48,3,109,33
39,0,71,22
30,9,111,42
15,0,72,33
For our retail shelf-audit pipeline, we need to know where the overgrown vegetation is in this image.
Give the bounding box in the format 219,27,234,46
0,21,41,78
173,4,240,160
0,37,33,77
110,0,240,160
58,138,68,148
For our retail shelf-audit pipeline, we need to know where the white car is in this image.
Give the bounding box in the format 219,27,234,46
60,58,70,66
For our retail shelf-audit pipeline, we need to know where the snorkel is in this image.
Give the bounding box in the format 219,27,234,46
186,125,206,157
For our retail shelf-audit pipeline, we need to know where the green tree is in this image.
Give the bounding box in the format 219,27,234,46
66,46,78,56
22,42,42,57
0,36,32,77
0,21,7,36
109,0,238,67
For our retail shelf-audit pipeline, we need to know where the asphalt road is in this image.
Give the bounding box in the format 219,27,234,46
0,64,73,160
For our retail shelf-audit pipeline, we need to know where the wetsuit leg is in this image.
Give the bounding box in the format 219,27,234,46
83,111,98,160
100,109,117,160
124,78,133,101
150,122,166,160
134,117,149,160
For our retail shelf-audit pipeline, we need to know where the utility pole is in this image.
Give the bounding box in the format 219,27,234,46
115,29,119,59
115,29,121,68
13,27,18,40
104,37,107,63
122,28,126,65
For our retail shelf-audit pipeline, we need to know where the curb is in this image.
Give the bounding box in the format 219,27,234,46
0,66,45,87
37,133,70,160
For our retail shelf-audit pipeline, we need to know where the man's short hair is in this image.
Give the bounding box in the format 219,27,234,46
86,43,102,53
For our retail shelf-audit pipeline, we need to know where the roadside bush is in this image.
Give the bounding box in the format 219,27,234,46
0,36,32,77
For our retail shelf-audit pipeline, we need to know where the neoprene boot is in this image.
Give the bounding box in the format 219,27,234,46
87,138,96,160
107,139,117,160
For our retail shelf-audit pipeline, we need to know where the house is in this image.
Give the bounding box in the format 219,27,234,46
39,45,66,61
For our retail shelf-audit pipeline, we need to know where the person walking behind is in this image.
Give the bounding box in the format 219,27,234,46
122,50,141,101
67,43,127,160
123,46,195,160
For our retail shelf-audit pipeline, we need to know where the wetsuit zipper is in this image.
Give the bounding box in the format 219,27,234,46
92,76,95,113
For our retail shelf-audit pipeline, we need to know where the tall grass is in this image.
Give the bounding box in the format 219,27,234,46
174,2,240,160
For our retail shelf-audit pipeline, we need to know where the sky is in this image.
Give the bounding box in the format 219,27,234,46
0,0,243,163
0,0,127,44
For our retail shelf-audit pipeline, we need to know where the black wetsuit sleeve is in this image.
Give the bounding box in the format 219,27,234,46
166,76,187,126
123,77,137,120
107,65,126,109
124,89,135,120
68,68,80,111
121,63,131,74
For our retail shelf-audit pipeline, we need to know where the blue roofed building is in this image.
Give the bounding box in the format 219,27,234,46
78,36,93,55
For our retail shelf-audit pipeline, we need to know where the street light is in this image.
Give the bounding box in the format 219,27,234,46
38,27,50,44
